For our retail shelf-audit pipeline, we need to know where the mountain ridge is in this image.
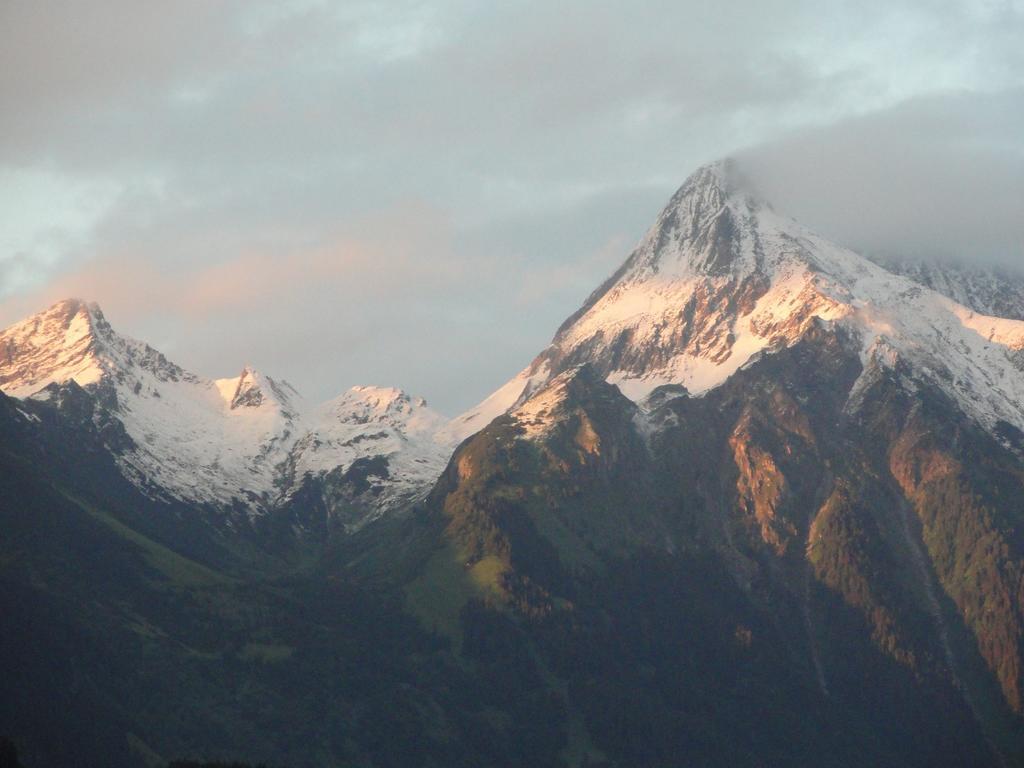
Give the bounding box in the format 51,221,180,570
0,297,454,531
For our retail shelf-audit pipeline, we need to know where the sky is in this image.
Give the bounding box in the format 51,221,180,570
1,0,1022,414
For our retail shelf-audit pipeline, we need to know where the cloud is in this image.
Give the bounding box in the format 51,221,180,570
41,203,460,316
0,198,613,413
1,1,1022,410
736,88,1024,265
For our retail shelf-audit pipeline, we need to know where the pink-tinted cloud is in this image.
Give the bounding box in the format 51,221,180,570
7,202,459,320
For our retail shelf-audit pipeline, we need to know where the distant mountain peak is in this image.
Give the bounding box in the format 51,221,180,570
47,296,102,317
348,385,429,412
0,298,197,401
613,158,757,278
230,367,266,408
319,385,445,438
0,298,112,397
215,365,300,413
36,298,116,344
11,296,103,338
553,160,758,342
0,298,454,524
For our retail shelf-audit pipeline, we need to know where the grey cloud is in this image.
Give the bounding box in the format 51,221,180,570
736,89,1024,266
1,1,1023,412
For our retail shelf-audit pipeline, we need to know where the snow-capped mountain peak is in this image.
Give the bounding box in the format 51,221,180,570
605,158,750,280
278,385,452,529
0,300,455,526
216,365,303,416
0,298,103,397
0,298,194,400
452,159,1024,444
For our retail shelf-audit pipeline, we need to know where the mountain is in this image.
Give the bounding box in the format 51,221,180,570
0,298,452,534
409,160,1024,765
3,161,1024,768
450,161,1024,440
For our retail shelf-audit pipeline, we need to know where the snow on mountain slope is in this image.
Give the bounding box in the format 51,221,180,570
0,298,197,398
454,160,1024,441
0,299,453,517
438,363,550,444
295,386,443,475
868,255,1024,322
281,386,452,520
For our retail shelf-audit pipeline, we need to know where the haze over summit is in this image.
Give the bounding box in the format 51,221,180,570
1,0,1022,413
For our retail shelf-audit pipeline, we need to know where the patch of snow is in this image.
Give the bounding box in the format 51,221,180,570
284,385,453,520
16,407,40,423
509,367,585,439
438,361,551,444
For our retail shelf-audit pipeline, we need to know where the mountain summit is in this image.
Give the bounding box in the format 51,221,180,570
448,160,1024,442
0,298,194,399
